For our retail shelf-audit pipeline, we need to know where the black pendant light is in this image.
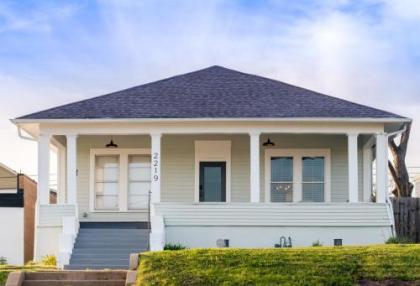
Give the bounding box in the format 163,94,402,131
262,138,275,147
106,137,118,148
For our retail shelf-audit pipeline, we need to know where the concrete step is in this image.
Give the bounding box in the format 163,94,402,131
75,237,149,244
23,280,125,286
71,253,131,260
64,265,128,270
78,229,149,234
72,248,147,255
74,242,147,249
70,258,129,265
24,271,127,280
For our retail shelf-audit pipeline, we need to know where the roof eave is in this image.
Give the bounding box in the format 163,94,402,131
11,117,412,125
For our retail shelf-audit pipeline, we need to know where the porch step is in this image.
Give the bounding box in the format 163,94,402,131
19,271,127,286
65,222,149,270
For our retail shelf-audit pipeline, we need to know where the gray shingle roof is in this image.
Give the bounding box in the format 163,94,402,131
17,66,404,120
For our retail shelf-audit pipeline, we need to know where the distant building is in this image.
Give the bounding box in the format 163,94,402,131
0,162,55,265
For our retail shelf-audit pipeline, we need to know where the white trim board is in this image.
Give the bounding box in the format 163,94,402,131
194,140,231,203
264,148,331,203
89,148,151,212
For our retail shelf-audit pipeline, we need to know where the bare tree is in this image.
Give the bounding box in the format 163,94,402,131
388,122,413,197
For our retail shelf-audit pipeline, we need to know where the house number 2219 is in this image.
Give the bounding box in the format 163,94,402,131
152,152,159,182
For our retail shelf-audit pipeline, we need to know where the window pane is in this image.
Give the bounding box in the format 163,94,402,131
95,155,119,210
128,195,149,209
129,182,150,196
203,166,223,202
271,183,293,202
271,157,293,182
96,195,118,209
271,157,293,202
129,156,151,181
302,183,325,202
128,155,151,210
96,156,119,181
302,157,324,182
302,157,325,202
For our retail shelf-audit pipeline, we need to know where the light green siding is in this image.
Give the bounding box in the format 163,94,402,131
76,134,362,221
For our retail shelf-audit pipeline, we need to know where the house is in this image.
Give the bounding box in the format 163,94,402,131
12,66,409,269
0,163,55,265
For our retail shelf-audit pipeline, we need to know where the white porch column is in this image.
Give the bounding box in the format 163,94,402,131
362,142,373,202
66,134,78,205
151,133,162,203
347,133,359,203
250,132,261,203
376,133,388,203
37,134,51,205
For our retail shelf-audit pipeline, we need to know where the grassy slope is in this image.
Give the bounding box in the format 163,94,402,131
137,245,420,286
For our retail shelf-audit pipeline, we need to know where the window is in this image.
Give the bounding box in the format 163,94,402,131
95,155,119,210
302,157,325,202
270,157,293,202
128,155,151,209
265,149,331,203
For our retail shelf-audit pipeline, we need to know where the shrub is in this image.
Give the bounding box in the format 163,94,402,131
164,243,187,251
312,240,323,247
137,245,420,286
40,255,57,266
386,236,412,244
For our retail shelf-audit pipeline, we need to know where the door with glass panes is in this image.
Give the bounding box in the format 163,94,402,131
94,153,151,211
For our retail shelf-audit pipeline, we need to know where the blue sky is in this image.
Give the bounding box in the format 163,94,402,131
0,0,420,176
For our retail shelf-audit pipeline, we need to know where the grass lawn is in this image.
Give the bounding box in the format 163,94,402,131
0,265,56,286
137,245,420,286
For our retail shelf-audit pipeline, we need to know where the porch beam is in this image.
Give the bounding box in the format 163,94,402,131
347,133,359,203
151,133,162,203
66,134,78,205
37,134,50,205
376,133,388,203
250,132,260,203
40,121,384,136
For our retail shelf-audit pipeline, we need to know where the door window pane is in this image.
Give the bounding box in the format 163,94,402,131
199,162,226,202
95,155,119,210
128,155,151,209
271,157,293,202
302,157,325,202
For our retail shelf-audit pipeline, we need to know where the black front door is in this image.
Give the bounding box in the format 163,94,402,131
199,162,226,202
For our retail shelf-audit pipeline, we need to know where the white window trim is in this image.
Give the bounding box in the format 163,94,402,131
89,148,151,212
264,148,331,203
194,140,231,203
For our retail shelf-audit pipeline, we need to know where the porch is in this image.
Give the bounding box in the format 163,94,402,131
32,121,393,263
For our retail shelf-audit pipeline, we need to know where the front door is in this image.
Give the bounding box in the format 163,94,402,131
199,162,226,202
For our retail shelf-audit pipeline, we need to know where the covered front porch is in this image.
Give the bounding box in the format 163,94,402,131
32,120,393,262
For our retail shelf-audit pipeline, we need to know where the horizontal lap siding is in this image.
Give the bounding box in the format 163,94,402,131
75,134,361,220
155,203,391,227
38,205,76,226
161,135,250,202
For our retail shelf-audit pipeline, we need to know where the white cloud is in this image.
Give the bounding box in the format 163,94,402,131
0,0,420,175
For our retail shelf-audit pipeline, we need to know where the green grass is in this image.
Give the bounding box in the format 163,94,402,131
137,245,420,286
0,265,56,286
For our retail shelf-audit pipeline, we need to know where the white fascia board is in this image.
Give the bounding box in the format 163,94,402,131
11,117,411,124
